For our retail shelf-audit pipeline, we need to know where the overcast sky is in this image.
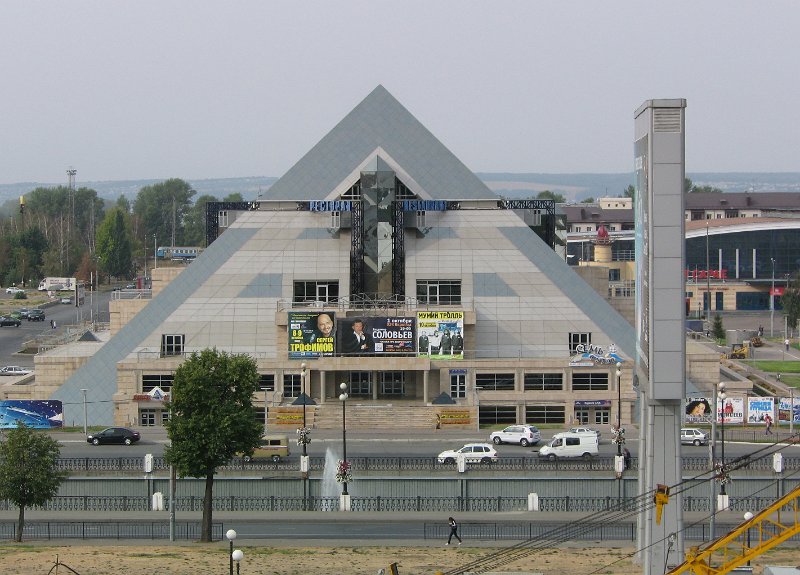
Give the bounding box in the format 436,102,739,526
2,1,797,186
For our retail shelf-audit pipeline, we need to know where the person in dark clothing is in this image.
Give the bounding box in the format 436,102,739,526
623,447,632,470
446,516,462,545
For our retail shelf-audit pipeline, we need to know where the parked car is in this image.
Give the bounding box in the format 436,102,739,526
0,315,22,327
681,428,709,446
240,434,290,462
0,366,32,376
568,426,601,438
437,443,498,464
17,308,30,319
489,425,541,446
86,427,141,446
60,297,73,304
5,286,24,294
26,309,45,321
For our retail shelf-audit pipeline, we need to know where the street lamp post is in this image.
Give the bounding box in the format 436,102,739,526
616,362,623,458
226,529,237,575
718,382,728,504
339,382,349,497
231,549,243,575
705,221,711,319
743,511,754,566
81,388,88,436
299,363,310,510
771,258,776,338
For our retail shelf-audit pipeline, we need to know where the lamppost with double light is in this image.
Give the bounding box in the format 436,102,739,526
81,388,88,436
771,257,776,337
226,529,237,575
299,363,310,510
339,382,349,497
616,362,623,458
718,382,728,500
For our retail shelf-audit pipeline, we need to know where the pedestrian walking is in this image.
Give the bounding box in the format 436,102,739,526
765,414,773,435
786,338,791,352
446,516,462,545
50,319,55,329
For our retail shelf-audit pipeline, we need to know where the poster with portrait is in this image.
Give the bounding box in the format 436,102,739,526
416,311,464,359
336,316,415,355
778,396,800,425
747,397,774,424
288,311,336,358
685,397,712,424
717,395,744,424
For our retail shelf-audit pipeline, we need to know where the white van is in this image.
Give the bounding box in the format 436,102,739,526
538,432,599,460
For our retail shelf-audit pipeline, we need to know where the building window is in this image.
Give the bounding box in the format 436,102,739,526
575,409,590,424
161,411,170,425
416,211,426,228
293,281,339,304
253,406,265,424
526,405,565,424
476,373,515,391
569,333,591,354
380,371,405,396
142,374,174,393
572,372,609,390
348,371,372,396
609,269,621,282
161,334,184,357
478,405,516,425
330,211,341,229
450,373,466,398
140,409,157,427
595,408,610,425
524,373,563,391
259,374,275,392
416,280,461,305
283,373,301,398
218,210,229,227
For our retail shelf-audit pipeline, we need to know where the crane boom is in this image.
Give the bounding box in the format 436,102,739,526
667,485,800,575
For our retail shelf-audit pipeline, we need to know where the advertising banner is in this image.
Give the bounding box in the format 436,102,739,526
336,316,415,355
717,396,744,424
0,400,63,429
685,397,712,424
416,311,464,359
288,311,336,358
747,397,775,424
778,396,800,425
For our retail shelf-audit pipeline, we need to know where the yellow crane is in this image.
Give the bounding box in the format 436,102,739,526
667,484,800,575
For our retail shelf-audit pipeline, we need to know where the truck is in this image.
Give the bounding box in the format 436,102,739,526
37,277,76,292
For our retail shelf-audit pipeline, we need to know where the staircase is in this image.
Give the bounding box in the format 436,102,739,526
267,403,475,430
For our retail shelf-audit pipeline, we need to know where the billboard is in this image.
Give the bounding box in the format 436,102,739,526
747,397,774,424
336,316,415,355
685,397,712,424
717,396,744,424
778,396,800,425
416,311,464,359
288,311,336,358
0,400,63,429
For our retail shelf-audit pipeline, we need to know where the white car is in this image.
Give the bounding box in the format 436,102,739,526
437,443,498,464
681,428,710,446
489,425,541,446
5,287,24,294
569,426,601,438
0,366,32,376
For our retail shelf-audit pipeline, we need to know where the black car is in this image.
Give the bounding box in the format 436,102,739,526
86,427,141,446
0,315,21,327
27,309,45,321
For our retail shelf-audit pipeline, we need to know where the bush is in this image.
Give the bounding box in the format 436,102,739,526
13,292,27,300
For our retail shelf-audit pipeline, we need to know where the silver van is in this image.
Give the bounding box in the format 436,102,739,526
538,432,599,460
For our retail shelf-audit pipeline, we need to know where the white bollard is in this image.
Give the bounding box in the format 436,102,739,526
717,493,730,511
152,492,164,511
528,493,539,511
300,455,309,473
773,452,783,473
340,493,351,512
457,454,467,473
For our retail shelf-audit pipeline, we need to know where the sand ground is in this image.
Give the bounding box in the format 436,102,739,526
0,543,797,575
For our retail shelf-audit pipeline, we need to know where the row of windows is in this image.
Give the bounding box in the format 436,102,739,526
291,280,465,305
145,369,608,396
477,405,612,425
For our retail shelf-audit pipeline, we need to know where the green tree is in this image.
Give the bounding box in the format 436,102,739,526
133,178,196,248
581,197,595,204
183,194,219,247
623,184,635,200
536,190,566,203
781,272,800,333
0,423,68,542
164,349,263,542
96,208,133,280
689,185,724,194
712,314,725,340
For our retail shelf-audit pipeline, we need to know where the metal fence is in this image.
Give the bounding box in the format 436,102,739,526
56,455,800,474
2,494,793,514
0,521,222,541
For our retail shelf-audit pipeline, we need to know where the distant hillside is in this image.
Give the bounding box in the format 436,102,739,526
1,173,798,207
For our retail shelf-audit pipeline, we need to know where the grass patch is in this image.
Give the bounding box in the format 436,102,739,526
742,360,800,373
